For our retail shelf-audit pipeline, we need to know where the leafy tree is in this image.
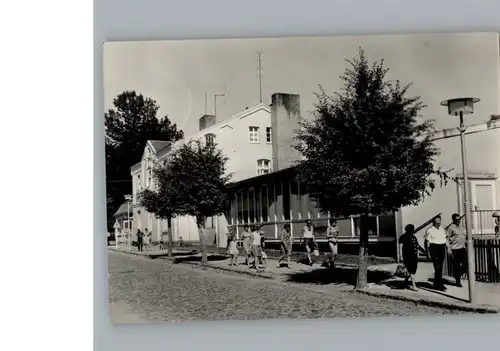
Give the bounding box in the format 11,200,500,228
294,48,450,289
142,140,231,265
141,166,178,258
105,91,184,230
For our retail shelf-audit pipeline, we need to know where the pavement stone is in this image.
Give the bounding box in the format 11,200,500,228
108,250,467,323
109,247,499,314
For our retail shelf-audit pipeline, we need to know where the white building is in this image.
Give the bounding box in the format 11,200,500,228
129,103,272,245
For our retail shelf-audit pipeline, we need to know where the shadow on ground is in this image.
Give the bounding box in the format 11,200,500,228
286,266,393,286
173,254,228,264
416,281,468,303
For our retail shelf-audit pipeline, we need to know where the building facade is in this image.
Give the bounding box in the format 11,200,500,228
129,103,273,244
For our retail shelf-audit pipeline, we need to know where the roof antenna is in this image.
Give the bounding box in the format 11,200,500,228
257,52,263,103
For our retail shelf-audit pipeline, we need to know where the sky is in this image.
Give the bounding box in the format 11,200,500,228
103,32,499,136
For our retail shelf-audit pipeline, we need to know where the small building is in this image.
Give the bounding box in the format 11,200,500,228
113,201,133,239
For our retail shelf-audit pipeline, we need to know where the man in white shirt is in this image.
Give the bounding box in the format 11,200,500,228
423,216,447,291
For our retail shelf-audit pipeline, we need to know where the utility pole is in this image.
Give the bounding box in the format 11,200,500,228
204,91,207,114
257,52,263,103
214,93,225,119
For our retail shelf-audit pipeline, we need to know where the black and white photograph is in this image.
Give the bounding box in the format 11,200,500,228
104,32,500,324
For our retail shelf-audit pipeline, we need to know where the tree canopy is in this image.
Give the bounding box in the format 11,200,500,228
294,49,450,288
295,48,448,219
143,140,231,222
141,140,231,264
105,90,184,229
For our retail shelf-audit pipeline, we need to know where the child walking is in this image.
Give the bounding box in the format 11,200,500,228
227,234,239,266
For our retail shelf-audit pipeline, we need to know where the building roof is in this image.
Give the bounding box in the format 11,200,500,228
129,103,272,173
113,202,132,217
227,166,298,189
172,103,271,148
149,140,172,153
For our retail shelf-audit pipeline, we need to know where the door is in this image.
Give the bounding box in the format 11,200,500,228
471,180,498,234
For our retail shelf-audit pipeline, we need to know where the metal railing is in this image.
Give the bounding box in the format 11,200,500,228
472,209,500,237
444,238,500,283
227,213,395,241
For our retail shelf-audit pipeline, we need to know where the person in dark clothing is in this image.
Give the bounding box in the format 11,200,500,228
399,224,426,291
136,229,144,251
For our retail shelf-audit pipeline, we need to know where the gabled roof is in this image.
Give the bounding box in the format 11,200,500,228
148,140,172,153
172,103,271,147
113,202,132,217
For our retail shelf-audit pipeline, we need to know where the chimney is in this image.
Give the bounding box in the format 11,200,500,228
199,114,216,131
271,93,301,172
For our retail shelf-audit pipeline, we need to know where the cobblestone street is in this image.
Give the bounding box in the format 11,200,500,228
108,250,466,323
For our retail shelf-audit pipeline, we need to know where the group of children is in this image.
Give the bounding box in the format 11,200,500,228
225,219,341,269
226,225,268,269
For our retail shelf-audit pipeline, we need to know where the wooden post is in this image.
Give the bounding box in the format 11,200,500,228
350,217,355,238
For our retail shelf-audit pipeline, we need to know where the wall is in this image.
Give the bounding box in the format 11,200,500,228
207,107,273,182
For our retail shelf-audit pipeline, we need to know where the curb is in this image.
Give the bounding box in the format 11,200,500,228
356,289,499,314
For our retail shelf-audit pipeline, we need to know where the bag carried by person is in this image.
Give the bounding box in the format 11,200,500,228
394,264,409,278
313,249,320,257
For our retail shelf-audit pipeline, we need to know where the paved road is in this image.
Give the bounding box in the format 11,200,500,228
108,251,464,323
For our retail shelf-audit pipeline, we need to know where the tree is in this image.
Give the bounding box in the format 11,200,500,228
141,166,178,258
294,48,450,289
105,91,184,230
142,140,231,265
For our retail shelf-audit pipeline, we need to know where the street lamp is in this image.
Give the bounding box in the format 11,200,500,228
440,97,480,304
124,194,132,251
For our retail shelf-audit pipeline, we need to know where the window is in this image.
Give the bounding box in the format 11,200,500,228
257,159,271,175
205,133,216,147
248,126,260,143
266,127,272,143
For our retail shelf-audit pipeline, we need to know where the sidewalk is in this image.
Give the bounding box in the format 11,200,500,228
108,246,500,313
360,262,500,312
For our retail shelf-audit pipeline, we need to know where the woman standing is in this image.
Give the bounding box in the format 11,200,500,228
326,219,339,268
250,226,263,269
300,220,316,265
277,224,293,268
399,224,425,291
240,225,253,266
143,228,151,251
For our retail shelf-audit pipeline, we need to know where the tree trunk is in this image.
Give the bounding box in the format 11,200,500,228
196,215,207,265
167,217,173,259
356,214,370,289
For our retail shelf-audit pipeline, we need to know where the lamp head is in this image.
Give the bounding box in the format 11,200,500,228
440,97,480,116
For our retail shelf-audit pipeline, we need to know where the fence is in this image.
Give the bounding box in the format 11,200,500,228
472,210,500,236
444,238,500,283
227,213,396,241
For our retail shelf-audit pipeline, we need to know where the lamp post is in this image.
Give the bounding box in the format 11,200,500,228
124,194,132,251
440,97,480,304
